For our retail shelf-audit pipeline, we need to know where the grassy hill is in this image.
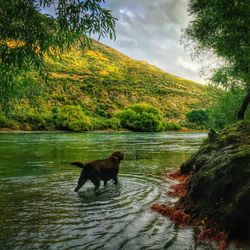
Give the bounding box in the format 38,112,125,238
1,40,215,131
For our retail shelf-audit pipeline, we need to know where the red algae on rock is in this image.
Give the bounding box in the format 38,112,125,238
167,182,188,197
168,169,189,182
167,170,190,198
150,169,229,250
150,203,191,226
196,227,228,250
151,170,191,227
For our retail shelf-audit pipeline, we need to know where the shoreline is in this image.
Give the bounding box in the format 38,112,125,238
0,127,208,134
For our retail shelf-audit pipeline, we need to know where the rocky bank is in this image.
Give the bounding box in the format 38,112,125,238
180,120,250,240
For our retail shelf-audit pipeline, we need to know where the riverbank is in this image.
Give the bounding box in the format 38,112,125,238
0,127,208,133
181,120,250,240
152,120,250,249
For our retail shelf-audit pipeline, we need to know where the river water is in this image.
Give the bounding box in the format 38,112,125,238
0,131,231,250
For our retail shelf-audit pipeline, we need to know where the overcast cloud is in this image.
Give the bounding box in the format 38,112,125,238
98,0,206,83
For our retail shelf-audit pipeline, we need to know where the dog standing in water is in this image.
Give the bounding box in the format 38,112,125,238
71,151,124,192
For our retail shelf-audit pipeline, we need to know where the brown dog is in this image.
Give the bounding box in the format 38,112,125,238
71,151,124,192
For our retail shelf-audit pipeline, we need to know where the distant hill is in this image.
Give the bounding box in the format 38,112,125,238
45,40,213,118
1,40,216,131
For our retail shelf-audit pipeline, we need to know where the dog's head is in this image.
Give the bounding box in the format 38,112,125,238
110,151,124,162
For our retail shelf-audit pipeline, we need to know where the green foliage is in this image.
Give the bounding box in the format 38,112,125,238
185,0,249,84
185,0,250,118
53,105,92,131
95,103,108,117
0,65,30,113
12,112,54,130
0,113,19,129
115,103,164,132
186,109,209,125
180,121,204,130
0,40,214,131
0,108,121,131
208,88,250,130
0,0,115,70
0,0,115,113
90,117,121,130
164,122,181,131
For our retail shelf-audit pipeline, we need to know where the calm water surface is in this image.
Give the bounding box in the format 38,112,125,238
0,132,238,249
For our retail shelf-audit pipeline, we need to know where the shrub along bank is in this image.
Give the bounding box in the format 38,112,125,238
0,103,181,132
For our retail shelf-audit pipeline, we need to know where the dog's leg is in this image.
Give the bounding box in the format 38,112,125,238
104,180,107,187
89,175,101,191
74,173,88,192
113,177,118,185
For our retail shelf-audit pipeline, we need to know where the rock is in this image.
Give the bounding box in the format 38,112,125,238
180,121,250,240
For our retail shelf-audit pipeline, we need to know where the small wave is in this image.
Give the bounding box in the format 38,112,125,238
0,172,195,250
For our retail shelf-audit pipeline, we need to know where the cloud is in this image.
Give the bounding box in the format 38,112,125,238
98,0,206,83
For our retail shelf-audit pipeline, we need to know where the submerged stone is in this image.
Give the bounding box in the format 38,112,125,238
180,121,250,240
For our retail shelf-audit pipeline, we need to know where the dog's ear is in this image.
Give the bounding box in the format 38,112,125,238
70,162,85,168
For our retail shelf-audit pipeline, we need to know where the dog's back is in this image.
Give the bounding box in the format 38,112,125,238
87,158,120,180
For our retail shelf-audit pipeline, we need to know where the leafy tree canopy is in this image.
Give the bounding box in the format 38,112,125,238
0,0,115,113
185,0,250,119
186,109,208,125
0,0,115,70
115,103,164,132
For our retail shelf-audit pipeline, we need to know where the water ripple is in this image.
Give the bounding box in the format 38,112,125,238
2,132,229,250
0,172,193,250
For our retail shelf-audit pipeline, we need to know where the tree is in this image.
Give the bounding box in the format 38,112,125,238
186,109,208,125
184,0,250,119
208,87,250,129
0,0,116,113
115,103,164,132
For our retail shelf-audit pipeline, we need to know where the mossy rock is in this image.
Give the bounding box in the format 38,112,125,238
180,120,250,240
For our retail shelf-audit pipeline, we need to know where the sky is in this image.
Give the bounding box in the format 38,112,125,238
97,0,206,83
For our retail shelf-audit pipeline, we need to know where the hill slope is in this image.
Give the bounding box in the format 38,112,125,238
2,40,215,131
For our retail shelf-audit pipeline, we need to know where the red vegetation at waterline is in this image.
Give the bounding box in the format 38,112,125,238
167,170,190,198
167,182,188,197
196,228,228,250
168,169,189,182
151,170,191,226
150,203,191,226
151,170,229,250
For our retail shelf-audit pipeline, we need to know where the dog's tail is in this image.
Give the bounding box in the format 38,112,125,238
70,162,86,168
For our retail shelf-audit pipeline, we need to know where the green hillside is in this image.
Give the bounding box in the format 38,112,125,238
1,40,215,131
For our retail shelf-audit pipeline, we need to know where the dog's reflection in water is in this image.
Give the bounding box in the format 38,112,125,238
76,183,122,203
71,151,124,192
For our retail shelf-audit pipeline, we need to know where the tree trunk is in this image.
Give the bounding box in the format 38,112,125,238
237,90,250,120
